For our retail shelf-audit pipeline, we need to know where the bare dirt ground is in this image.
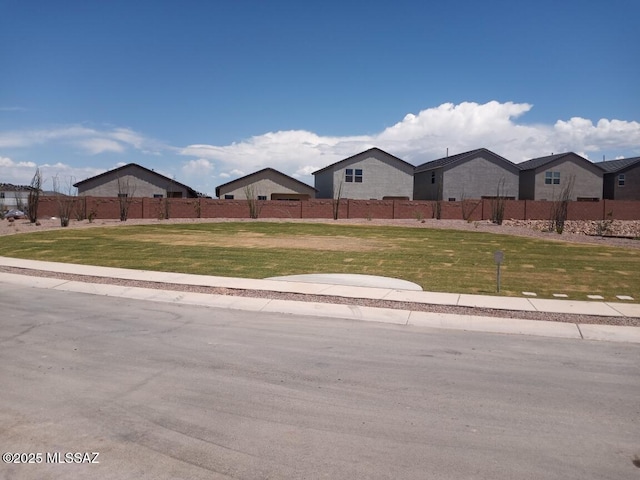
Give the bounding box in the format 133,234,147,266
1,216,639,327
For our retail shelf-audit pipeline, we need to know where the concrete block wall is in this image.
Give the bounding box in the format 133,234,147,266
347,200,394,219
32,197,640,222
300,199,335,218
604,200,640,220
394,201,434,219
257,201,301,219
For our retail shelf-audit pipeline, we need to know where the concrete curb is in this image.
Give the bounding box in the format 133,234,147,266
1,269,639,344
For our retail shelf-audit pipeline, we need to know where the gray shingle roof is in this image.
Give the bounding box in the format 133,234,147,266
597,156,640,173
516,153,575,171
73,163,201,197
312,147,414,175
414,148,517,173
215,167,316,198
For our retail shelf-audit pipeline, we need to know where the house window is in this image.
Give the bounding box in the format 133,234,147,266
431,172,436,184
224,194,234,199
153,194,163,198
345,168,363,183
545,171,560,185
257,195,267,200
118,193,128,198
618,174,625,186
345,169,353,182
0,192,4,199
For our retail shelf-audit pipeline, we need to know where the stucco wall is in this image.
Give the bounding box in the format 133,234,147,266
527,156,603,201
317,152,414,200
604,166,640,200
0,190,30,210
413,170,442,200
442,156,519,200
77,167,190,198
218,170,315,199
314,170,334,199
414,156,519,200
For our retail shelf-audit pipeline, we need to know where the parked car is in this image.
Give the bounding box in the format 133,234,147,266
3,209,26,220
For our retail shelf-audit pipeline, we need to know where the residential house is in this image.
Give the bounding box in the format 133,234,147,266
74,163,200,198
518,152,604,201
599,156,640,200
0,183,34,211
313,147,415,200
215,168,317,200
413,148,520,201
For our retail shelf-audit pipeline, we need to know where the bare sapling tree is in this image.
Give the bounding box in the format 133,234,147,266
431,181,443,219
243,185,262,219
52,175,76,227
549,175,575,234
117,176,136,221
460,189,480,222
490,178,507,225
160,178,179,220
26,168,42,223
332,180,344,220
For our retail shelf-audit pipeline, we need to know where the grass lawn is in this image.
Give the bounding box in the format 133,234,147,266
1,222,638,301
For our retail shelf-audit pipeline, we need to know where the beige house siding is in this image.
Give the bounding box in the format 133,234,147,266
75,164,197,198
216,169,316,200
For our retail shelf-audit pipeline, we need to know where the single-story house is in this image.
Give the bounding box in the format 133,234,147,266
413,148,520,201
0,183,35,211
313,147,415,200
215,168,317,200
599,156,640,200
518,152,604,201
74,163,200,198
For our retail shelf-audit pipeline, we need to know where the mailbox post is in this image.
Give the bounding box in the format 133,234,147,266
494,250,504,293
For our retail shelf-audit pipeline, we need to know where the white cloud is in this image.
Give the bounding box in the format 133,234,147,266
0,125,163,155
74,138,125,154
178,101,640,186
182,158,214,176
1,101,639,195
0,155,104,189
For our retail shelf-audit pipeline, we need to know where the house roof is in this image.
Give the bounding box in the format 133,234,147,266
517,152,606,172
414,148,518,173
0,183,35,192
214,168,317,198
312,147,414,175
73,163,201,197
597,156,640,173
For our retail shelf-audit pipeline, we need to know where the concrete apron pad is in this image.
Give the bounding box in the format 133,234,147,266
266,273,423,291
408,311,582,339
578,324,640,343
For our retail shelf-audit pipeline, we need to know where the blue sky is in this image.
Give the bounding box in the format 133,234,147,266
1,0,639,196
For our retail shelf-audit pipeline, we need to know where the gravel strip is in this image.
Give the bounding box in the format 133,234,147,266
2,266,638,327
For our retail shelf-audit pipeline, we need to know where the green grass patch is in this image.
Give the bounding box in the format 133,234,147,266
1,222,638,302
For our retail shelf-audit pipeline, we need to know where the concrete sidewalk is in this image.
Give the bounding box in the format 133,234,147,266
1,256,639,344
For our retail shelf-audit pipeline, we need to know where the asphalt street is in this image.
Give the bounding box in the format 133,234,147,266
1,284,639,480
